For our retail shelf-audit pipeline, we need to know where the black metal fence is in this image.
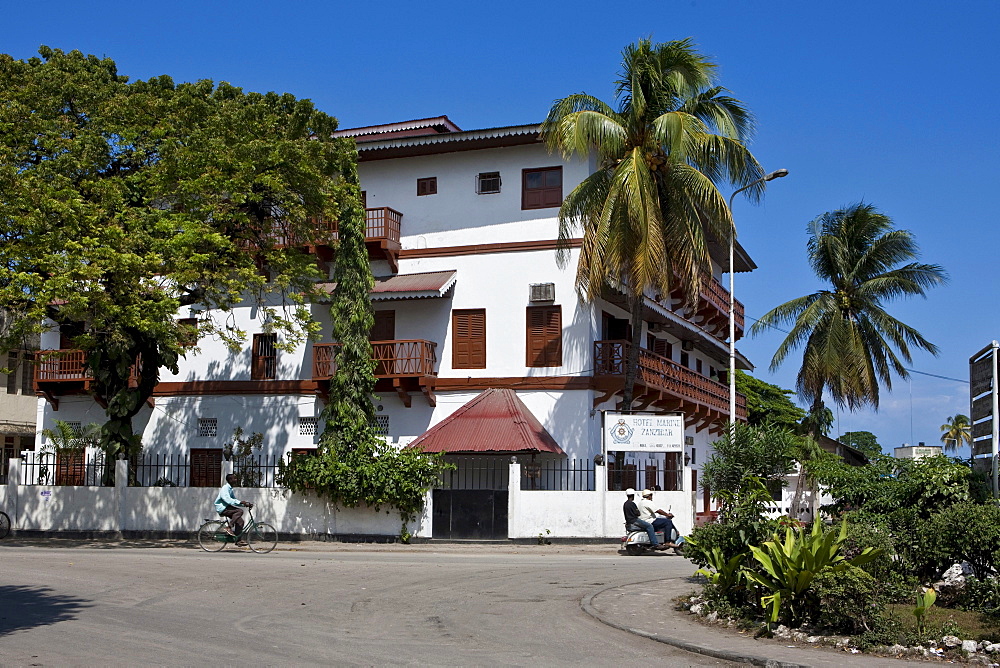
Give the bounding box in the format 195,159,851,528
21,451,110,486
436,456,510,490
232,453,283,489
520,458,595,491
607,453,684,492
130,452,195,487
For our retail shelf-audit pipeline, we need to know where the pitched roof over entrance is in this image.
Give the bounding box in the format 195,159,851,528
407,388,565,455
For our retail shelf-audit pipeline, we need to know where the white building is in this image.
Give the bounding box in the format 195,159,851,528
30,117,756,538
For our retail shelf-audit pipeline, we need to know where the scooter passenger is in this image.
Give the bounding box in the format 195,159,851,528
623,488,667,550
638,489,678,548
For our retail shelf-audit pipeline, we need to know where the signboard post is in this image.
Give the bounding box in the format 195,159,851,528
970,341,1000,498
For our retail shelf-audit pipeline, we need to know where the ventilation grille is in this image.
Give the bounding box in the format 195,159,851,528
299,417,318,436
197,418,218,437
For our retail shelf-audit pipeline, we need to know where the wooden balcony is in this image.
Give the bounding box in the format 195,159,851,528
663,272,745,341
312,339,437,407
33,349,143,410
593,340,746,432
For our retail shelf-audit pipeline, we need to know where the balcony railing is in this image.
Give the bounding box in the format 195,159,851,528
594,340,746,419
34,349,90,383
312,340,437,380
365,207,402,246
700,272,745,331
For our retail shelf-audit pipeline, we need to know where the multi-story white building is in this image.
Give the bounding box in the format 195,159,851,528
31,116,755,538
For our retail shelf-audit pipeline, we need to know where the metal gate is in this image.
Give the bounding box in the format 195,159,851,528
432,456,509,539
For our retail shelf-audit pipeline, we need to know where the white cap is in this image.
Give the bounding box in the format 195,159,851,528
624,488,636,496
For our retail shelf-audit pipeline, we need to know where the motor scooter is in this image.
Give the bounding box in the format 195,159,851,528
621,524,685,555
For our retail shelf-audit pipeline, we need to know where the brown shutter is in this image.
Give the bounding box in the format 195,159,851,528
452,309,486,369
522,167,563,210
651,338,671,359
251,334,277,380
190,449,223,488
526,306,561,367
56,451,86,486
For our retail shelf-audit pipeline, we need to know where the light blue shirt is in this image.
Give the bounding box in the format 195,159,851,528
214,482,241,513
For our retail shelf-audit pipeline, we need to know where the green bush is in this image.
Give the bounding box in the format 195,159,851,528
843,511,919,601
810,566,889,635
961,577,1000,616
926,501,1000,579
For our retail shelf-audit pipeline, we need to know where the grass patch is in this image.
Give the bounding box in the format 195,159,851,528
886,604,1000,643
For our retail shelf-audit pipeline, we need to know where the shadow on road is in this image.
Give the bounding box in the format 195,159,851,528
1,537,198,550
0,586,92,636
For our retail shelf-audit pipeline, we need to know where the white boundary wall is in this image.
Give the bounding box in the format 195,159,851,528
4,459,696,540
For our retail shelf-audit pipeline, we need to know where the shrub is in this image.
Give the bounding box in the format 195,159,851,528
810,566,888,635
844,511,919,601
960,576,1000,616
926,501,1000,579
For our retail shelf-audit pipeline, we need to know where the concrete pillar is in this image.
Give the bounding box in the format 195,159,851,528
222,459,233,486
507,461,521,539
594,456,608,537
7,457,21,528
115,458,128,533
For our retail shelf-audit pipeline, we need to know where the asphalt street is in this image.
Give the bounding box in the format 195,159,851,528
0,538,737,667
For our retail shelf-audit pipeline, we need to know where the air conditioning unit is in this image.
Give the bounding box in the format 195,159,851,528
685,436,695,446
529,283,555,302
681,340,695,351
648,322,664,333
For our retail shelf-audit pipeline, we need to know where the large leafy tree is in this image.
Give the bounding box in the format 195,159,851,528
735,370,806,430
0,47,354,461
838,430,882,458
542,38,764,409
750,202,946,431
939,414,972,453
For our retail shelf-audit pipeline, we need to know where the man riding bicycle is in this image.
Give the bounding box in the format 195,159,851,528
215,473,252,544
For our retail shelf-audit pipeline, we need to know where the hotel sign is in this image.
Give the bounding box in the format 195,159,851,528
604,412,684,452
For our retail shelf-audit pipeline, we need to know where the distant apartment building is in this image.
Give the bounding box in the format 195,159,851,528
894,443,943,459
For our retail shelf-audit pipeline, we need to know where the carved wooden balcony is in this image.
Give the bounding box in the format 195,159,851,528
34,349,143,410
593,340,746,431
312,339,437,407
662,272,745,342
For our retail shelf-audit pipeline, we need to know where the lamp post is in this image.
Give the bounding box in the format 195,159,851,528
727,169,789,435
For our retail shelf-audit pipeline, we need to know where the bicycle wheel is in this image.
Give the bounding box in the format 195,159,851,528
197,521,228,552
0,511,10,539
247,522,277,554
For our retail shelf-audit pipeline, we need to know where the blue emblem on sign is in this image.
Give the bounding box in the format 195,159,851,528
610,419,633,445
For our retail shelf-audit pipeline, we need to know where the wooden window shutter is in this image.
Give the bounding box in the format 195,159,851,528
526,306,561,367
452,309,486,369
56,450,86,486
251,334,277,380
190,448,223,488
651,338,672,360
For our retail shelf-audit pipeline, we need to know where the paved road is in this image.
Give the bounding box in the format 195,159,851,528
1,539,737,666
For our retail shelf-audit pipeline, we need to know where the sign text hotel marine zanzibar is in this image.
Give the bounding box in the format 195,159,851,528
604,412,685,453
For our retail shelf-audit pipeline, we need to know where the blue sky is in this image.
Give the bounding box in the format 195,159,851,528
7,0,997,456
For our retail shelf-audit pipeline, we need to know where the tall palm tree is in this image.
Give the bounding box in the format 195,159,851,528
542,38,764,409
751,202,946,427
940,414,972,453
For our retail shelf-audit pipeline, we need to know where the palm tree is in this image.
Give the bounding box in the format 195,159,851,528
542,38,764,409
940,414,972,453
751,202,946,429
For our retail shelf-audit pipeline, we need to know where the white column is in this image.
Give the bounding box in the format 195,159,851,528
7,457,21,529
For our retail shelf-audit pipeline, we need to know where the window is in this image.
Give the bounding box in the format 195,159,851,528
476,172,501,194
679,352,689,368
197,418,218,438
251,333,277,380
373,414,389,436
452,309,486,369
522,166,562,209
190,448,222,488
177,318,199,347
649,338,672,360
696,359,703,375
6,352,16,395
417,177,437,196
526,305,562,367
299,416,318,436
6,351,33,396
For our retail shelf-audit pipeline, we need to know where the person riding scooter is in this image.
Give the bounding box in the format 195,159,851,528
637,489,679,548
623,488,667,550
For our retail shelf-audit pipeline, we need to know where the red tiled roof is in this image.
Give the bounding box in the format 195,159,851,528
407,388,565,455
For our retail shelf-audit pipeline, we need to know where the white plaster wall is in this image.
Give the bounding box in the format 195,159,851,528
18,486,118,531
359,143,589,246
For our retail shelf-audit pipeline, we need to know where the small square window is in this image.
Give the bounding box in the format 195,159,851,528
477,172,501,194
300,416,318,436
197,418,218,438
373,414,389,436
417,177,437,196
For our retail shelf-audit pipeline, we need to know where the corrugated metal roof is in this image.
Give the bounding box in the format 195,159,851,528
316,270,457,301
333,116,463,139
351,124,540,153
407,388,565,455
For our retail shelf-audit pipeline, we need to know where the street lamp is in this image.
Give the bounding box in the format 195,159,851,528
727,168,789,435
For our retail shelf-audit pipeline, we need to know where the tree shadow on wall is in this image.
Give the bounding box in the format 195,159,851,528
0,585,91,636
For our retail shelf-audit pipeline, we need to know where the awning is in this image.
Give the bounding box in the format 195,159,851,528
407,388,566,455
316,270,457,301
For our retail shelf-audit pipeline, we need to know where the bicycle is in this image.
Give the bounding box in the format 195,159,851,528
197,505,277,554
0,510,10,539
